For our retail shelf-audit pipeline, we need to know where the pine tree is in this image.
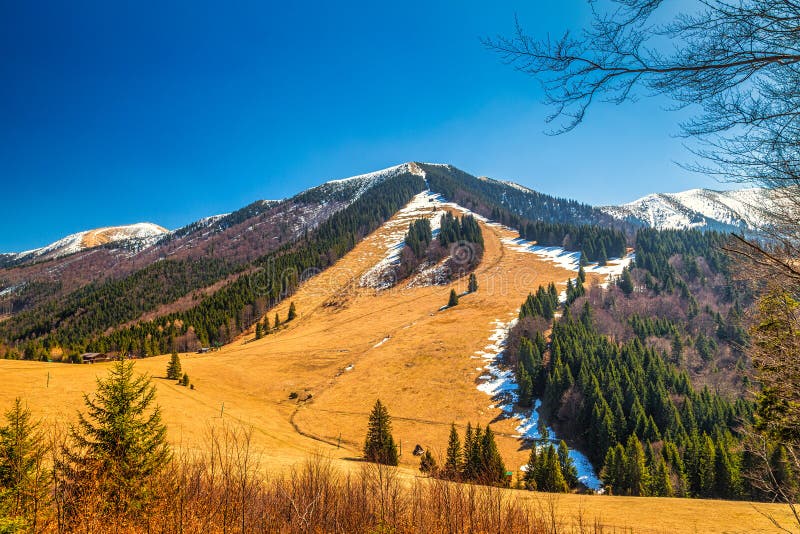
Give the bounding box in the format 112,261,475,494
166,351,182,380
468,273,478,293
419,449,437,474
535,444,568,492
444,423,462,478
60,359,171,512
287,302,297,321
363,400,399,466
557,440,579,488
181,373,190,387
479,426,506,485
649,456,674,497
255,322,263,340
274,313,281,329
523,446,538,490
624,436,651,496
448,289,459,307
0,398,48,524
619,267,634,296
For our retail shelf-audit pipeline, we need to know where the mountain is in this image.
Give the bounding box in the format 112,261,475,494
0,162,626,357
601,187,771,232
1,223,169,266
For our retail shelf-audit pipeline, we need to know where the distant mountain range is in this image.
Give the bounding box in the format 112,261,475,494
601,187,771,233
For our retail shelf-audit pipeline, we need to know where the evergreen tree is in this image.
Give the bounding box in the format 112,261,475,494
479,426,506,485
557,440,579,488
287,302,297,321
255,322,263,340
363,399,399,466
619,267,634,296
448,289,459,307
444,423,462,478
468,273,478,293
166,351,182,380
274,313,281,329
181,373,190,387
0,398,48,525
419,449,437,474
59,359,171,513
523,446,538,490
649,456,674,497
624,436,651,496
535,444,568,493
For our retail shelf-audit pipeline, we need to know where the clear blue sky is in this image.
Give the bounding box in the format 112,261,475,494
0,1,720,253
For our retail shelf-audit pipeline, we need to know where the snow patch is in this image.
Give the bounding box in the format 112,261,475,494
474,318,603,491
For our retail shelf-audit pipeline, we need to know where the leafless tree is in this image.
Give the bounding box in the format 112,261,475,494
484,0,800,286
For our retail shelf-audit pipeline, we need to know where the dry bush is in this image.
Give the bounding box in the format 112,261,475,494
20,422,624,534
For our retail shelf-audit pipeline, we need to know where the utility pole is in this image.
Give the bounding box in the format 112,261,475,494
46,372,50,388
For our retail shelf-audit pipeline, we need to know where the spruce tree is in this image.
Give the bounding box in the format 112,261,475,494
287,302,297,321
255,322,263,340
444,423,462,478
0,398,48,524
649,456,674,497
166,351,182,380
419,449,437,474
523,446,538,489
448,289,459,307
274,313,281,329
557,440,579,488
468,273,478,293
535,444,568,492
363,399,399,466
479,426,506,485
624,436,651,496
181,373,190,387
60,359,170,512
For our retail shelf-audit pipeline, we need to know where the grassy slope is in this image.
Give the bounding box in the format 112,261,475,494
0,202,793,533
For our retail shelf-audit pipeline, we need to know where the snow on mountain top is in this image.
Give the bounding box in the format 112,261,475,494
8,222,169,262
602,187,772,231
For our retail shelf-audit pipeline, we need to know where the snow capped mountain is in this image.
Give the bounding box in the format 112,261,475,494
601,187,773,232
303,162,426,205
7,222,169,264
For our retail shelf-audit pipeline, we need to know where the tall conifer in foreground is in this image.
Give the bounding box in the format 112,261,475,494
0,398,48,527
58,359,171,514
363,399,399,466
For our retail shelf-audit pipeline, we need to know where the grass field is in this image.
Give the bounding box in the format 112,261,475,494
0,205,795,532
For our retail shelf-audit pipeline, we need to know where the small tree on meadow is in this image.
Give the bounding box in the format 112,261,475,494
274,313,281,330
363,399,399,466
181,373,190,387
448,289,459,307
287,302,297,321
468,273,478,293
166,352,182,380
419,450,436,474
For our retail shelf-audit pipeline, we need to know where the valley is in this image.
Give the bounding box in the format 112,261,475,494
0,185,793,532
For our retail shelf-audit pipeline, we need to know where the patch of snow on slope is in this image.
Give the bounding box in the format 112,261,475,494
502,237,633,281
474,318,603,491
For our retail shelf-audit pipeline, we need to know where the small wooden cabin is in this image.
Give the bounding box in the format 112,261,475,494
81,352,113,364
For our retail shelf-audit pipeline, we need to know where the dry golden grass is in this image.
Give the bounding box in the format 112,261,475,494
0,208,795,532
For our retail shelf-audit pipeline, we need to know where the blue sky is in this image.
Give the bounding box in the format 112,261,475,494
1,1,719,252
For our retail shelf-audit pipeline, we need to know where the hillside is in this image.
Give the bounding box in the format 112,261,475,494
0,184,792,532
601,187,773,232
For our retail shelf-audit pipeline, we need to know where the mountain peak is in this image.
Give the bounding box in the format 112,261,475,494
7,222,169,263
601,186,771,231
